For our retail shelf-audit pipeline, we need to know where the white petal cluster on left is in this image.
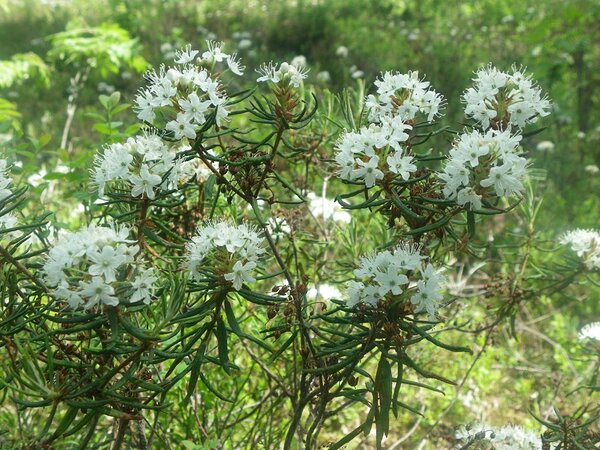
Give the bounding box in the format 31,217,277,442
43,224,157,309
91,133,189,200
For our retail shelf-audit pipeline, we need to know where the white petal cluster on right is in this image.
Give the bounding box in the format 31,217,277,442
42,224,156,309
463,64,551,129
346,243,445,319
560,228,600,270
185,220,265,291
438,128,526,210
455,423,556,450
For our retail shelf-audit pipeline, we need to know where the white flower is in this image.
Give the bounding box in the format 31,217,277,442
353,155,384,188
130,164,162,199
480,162,525,197
174,44,199,64
88,246,126,282
346,280,365,307
410,278,444,319
166,113,196,140
55,281,83,309
130,268,158,304
135,42,232,137
43,224,153,310
316,71,331,84
238,39,252,50
150,77,177,107
256,61,308,87
335,46,349,58
306,192,351,224
375,266,408,296
368,70,444,122
439,128,525,210
307,284,342,301
585,164,599,175
79,277,118,308
456,187,482,211
256,62,280,84
92,134,185,199
134,89,156,123
201,40,229,63
455,422,556,450
226,53,245,75
347,244,443,316
179,92,211,124
224,260,257,290
386,152,416,180
291,55,307,68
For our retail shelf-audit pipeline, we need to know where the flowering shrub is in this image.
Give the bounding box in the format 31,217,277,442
1,41,599,450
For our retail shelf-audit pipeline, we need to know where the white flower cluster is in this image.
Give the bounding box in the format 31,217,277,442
306,192,351,223
578,322,600,341
0,158,18,233
256,61,308,87
560,228,600,270
334,72,443,188
463,65,551,129
92,133,189,199
455,423,556,450
186,221,265,291
42,225,157,309
134,42,243,137
439,128,526,210
365,71,445,123
334,119,414,187
346,244,445,318
307,283,342,302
